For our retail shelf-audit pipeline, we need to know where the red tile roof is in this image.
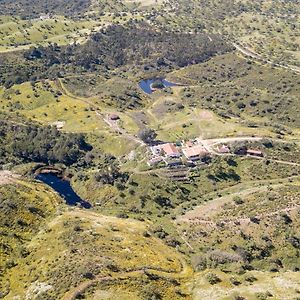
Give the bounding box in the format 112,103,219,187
186,141,193,147
161,143,180,156
183,145,208,158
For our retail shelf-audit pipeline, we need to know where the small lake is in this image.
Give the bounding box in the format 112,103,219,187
36,173,91,209
139,78,178,94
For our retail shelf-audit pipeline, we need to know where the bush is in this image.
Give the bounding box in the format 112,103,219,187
116,213,128,219
255,291,273,300
287,236,300,249
233,196,244,205
205,272,221,285
249,216,260,224
280,212,292,224
137,128,157,144
230,276,241,286
244,274,257,283
151,79,165,89
191,255,207,271
207,250,242,265
5,259,17,269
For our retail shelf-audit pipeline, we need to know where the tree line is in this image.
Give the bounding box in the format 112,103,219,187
0,22,233,88
0,0,91,19
0,121,91,166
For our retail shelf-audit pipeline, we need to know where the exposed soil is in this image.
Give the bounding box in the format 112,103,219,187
0,170,19,185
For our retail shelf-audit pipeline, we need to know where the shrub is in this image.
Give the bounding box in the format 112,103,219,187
205,272,221,285
191,255,207,271
244,274,257,283
255,291,273,300
280,212,292,224
233,196,244,205
287,236,300,249
116,213,128,219
249,216,260,224
207,250,242,265
230,276,241,286
137,128,157,144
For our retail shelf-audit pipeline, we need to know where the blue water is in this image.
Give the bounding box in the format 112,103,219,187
139,78,178,94
36,173,91,209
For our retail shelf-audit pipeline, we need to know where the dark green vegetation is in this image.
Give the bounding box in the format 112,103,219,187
0,0,300,299
185,184,300,272
0,180,58,298
78,24,230,69
0,0,91,18
172,53,300,127
0,118,91,166
1,23,231,88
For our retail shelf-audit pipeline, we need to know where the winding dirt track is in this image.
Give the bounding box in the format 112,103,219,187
178,176,300,226
62,271,143,300
62,252,191,300
39,210,192,300
233,42,300,74
62,264,188,300
56,79,145,145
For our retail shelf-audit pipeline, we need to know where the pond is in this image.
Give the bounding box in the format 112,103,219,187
36,173,91,209
139,78,178,94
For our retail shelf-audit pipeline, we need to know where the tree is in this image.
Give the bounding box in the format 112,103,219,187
151,79,165,89
137,128,157,144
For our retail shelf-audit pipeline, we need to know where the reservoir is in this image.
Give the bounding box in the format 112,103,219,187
36,173,91,209
139,78,178,94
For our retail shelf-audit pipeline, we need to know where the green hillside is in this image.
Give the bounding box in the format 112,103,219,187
0,0,300,299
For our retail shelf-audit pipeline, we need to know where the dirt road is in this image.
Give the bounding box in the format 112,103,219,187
98,112,145,145
59,211,192,300
0,170,19,185
178,173,300,230
197,136,263,154
233,42,300,74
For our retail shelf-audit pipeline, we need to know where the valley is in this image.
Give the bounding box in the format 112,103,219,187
0,0,299,299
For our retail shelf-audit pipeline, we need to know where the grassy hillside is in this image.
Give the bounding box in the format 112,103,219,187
0,16,98,52
5,209,192,299
0,176,58,298
0,0,91,18
0,0,300,299
157,0,300,66
0,81,102,132
169,53,300,129
193,269,300,300
178,182,300,272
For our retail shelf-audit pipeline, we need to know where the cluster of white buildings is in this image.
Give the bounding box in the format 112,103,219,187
147,137,264,168
148,140,210,167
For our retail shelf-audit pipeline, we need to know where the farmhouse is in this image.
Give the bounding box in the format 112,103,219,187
161,143,181,158
150,143,181,158
182,145,208,161
217,144,230,153
247,149,264,157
